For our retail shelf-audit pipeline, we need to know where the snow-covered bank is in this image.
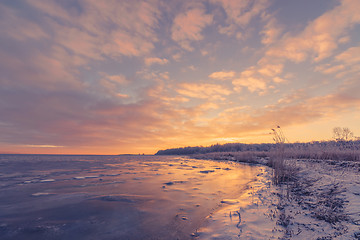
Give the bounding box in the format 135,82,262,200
193,155,360,239
280,159,360,240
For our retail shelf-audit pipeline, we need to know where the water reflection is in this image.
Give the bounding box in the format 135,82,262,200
0,155,261,239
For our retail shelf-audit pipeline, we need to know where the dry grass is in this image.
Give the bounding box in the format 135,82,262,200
291,179,347,224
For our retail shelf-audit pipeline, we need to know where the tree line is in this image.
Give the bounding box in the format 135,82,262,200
156,127,359,156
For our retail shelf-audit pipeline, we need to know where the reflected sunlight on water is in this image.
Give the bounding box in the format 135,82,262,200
0,155,262,240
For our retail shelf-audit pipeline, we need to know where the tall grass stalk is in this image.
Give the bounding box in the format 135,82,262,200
270,126,288,185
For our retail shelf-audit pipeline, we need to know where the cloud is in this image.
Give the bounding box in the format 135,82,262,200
233,77,267,93
266,0,360,62
209,71,236,80
145,57,169,66
335,45,360,64
176,83,231,99
0,5,48,41
0,0,164,91
0,80,192,153
0,48,81,90
260,14,282,45
315,64,346,75
198,102,219,111
27,0,161,61
315,44,360,77
210,88,360,139
22,145,64,148
1,0,360,154
211,0,268,36
277,89,309,104
171,7,213,51
97,73,130,98
258,64,284,77
232,64,285,94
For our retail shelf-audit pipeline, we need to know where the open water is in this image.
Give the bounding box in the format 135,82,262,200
0,154,261,240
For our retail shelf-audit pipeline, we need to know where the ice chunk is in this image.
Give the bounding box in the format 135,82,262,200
40,179,55,182
32,192,54,197
220,199,239,204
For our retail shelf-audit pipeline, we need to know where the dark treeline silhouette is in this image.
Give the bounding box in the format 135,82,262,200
155,140,360,156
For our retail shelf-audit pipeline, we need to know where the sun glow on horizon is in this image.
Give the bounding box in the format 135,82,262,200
0,0,360,155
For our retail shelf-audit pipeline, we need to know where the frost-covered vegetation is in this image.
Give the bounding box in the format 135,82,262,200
156,140,360,161
175,127,360,239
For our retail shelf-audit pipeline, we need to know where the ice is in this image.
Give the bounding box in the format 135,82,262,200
0,155,261,240
31,192,55,197
40,179,55,182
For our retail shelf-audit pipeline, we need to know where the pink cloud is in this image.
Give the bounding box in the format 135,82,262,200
145,57,169,66
97,73,130,98
335,45,360,64
315,44,360,77
266,0,360,62
27,0,161,61
176,83,232,99
212,0,268,37
232,64,285,94
209,71,236,80
260,14,282,45
258,64,284,77
233,77,267,93
0,5,48,41
0,48,81,90
171,7,213,51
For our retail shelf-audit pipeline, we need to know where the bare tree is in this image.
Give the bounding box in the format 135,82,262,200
333,127,354,141
342,127,353,140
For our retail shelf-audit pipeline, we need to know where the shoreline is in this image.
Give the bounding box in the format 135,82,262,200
195,164,285,239
193,154,360,239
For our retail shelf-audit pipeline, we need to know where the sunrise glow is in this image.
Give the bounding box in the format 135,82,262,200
1,0,360,154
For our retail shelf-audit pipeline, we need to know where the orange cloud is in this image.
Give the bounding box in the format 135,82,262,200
277,89,309,104
209,71,236,80
260,15,282,45
315,64,346,75
233,77,267,93
208,89,360,142
145,57,169,66
315,44,360,77
28,0,161,60
177,83,232,99
232,64,285,94
258,64,284,77
335,45,360,64
98,74,130,98
266,0,360,62
171,7,213,51
211,0,268,28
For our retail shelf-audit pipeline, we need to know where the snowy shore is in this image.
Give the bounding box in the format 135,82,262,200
279,159,360,240
194,155,360,239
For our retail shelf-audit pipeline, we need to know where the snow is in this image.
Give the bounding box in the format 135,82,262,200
280,159,360,239
194,158,360,239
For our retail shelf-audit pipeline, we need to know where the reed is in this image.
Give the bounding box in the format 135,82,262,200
270,126,290,185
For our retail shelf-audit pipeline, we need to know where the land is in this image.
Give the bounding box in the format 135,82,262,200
191,152,360,239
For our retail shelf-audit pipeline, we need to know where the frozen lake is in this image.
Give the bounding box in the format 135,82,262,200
0,154,261,240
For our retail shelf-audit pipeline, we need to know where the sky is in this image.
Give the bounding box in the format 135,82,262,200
1,0,360,154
